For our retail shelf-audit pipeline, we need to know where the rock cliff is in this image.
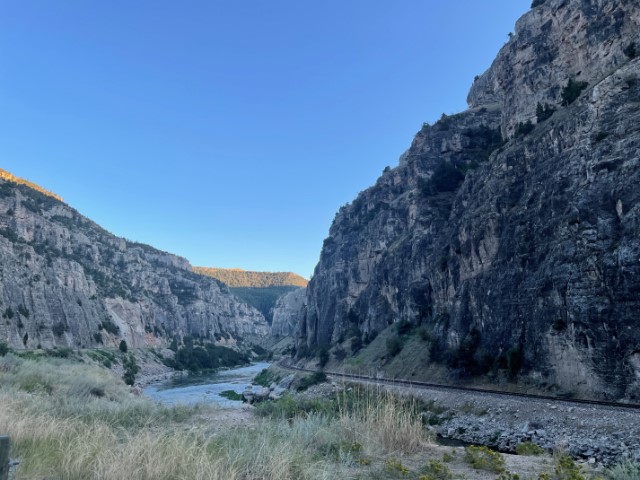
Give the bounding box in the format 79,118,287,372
271,288,306,337
0,178,269,349
301,0,640,399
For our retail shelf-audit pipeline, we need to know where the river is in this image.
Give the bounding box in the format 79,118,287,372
143,362,270,408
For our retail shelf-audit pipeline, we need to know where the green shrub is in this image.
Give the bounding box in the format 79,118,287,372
421,163,466,196
2,307,14,319
45,348,73,359
420,459,453,480
351,335,363,353
624,42,637,59
593,131,609,143
561,79,588,106
536,103,556,122
552,453,585,480
93,332,103,344
464,445,506,473
606,461,640,480
297,372,327,392
515,120,535,137
101,319,120,335
52,322,68,336
317,346,329,368
333,347,347,361
253,368,279,387
386,336,403,357
0,342,8,356
122,353,139,386
119,340,128,353
219,390,243,401
516,441,545,456
531,0,546,7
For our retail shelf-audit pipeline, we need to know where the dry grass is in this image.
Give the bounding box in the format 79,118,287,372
0,353,434,479
337,387,429,456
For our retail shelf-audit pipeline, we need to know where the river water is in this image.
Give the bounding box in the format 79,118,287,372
144,362,270,408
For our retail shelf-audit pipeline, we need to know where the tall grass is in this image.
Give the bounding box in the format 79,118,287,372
337,387,428,455
0,354,430,479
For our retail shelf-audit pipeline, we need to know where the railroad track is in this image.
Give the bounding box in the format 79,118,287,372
278,362,640,411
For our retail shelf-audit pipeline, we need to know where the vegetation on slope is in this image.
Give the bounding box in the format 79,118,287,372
193,267,308,288
0,168,63,202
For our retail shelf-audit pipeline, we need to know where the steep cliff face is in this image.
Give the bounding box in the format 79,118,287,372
302,0,640,399
0,179,269,350
271,288,306,338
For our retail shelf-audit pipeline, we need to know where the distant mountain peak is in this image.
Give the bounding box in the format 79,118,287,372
0,168,63,202
193,267,308,288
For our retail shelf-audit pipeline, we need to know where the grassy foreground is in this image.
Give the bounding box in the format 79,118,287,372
0,353,429,479
1,352,639,479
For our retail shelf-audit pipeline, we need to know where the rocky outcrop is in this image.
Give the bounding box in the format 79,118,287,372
0,179,269,350
301,0,640,400
271,288,306,337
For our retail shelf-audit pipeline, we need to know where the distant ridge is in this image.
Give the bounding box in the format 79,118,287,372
193,267,308,288
0,168,63,202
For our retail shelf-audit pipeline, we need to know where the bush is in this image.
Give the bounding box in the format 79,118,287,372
552,453,585,480
531,0,546,7
52,322,68,336
606,461,640,480
2,307,14,319
317,347,329,368
219,390,243,401
101,319,120,335
93,332,103,344
561,79,588,106
0,342,8,356
397,320,413,335
515,120,535,137
624,42,637,59
351,335,363,353
297,372,327,392
464,445,506,473
119,340,128,353
420,459,454,480
122,353,139,386
536,103,556,122
333,347,347,361
593,131,609,143
386,336,403,357
421,163,466,196
516,441,545,456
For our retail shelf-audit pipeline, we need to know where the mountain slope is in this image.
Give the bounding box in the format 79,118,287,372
193,267,308,288
0,175,269,349
300,0,640,400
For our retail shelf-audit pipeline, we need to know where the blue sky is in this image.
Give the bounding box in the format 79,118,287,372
0,1,530,278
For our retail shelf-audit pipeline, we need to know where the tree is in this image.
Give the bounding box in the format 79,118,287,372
561,79,588,106
119,340,128,353
317,347,329,368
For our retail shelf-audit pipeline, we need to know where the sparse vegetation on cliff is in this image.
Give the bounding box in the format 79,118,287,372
193,267,308,288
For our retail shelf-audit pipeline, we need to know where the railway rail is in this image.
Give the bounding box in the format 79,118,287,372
279,362,640,411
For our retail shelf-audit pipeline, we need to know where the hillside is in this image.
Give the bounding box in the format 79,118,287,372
298,0,640,400
193,267,308,288
0,168,62,202
0,172,269,350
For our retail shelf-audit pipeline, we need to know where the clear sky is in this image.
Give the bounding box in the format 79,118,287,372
0,1,530,278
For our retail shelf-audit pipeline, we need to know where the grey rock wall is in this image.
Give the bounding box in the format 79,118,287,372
0,181,269,349
302,0,640,400
271,288,306,337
